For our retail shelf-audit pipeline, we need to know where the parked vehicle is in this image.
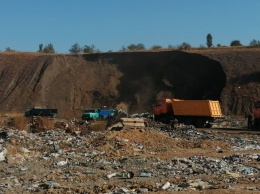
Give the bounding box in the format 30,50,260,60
81,109,116,120
249,100,260,129
24,107,58,118
153,98,223,128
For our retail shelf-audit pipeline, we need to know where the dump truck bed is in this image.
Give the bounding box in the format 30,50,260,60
171,99,222,117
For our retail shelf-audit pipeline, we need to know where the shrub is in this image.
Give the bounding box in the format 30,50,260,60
177,42,191,50
249,39,260,47
69,43,82,54
150,45,163,50
230,40,242,46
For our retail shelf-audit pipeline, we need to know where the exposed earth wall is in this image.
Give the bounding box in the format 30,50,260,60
0,49,259,118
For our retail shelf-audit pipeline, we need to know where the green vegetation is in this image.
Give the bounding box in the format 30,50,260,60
83,45,96,53
249,39,260,47
38,44,43,52
119,43,146,51
230,40,242,46
168,44,176,49
206,33,213,48
68,44,100,54
177,42,191,50
38,43,55,53
127,43,146,51
5,47,15,52
150,45,162,50
69,43,82,54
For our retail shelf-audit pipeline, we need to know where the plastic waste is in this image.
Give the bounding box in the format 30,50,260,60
119,171,134,179
136,158,146,162
107,172,117,179
56,159,68,166
140,172,152,177
0,149,7,161
161,182,171,190
107,171,134,179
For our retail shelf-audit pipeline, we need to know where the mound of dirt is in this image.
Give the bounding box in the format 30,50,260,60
0,48,259,119
90,127,232,160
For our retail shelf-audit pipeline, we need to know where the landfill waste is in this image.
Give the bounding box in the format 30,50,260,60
161,182,171,190
107,172,118,179
140,172,152,177
56,159,68,166
0,148,7,161
187,179,212,189
107,171,134,179
0,114,259,193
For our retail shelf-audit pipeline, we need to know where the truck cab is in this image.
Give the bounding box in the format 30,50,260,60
152,99,173,122
81,109,99,120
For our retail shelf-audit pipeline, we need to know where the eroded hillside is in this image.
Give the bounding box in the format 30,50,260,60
0,49,259,118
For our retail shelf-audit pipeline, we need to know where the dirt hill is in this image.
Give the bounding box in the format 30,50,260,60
0,48,259,119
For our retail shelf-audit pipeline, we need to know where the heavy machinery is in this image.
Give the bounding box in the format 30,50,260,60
24,107,58,118
81,109,116,120
153,98,223,128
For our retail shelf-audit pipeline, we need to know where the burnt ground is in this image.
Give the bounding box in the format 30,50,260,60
0,48,259,119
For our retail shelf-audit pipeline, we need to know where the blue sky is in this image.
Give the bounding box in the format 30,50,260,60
0,0,259,53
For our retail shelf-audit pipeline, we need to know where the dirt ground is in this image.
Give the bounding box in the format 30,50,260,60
0,48,260,193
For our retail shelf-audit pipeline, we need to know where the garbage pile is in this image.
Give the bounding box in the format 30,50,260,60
210,116,247,129
0,116,260,193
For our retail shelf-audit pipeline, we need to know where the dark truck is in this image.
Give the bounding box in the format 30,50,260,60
24,108,58,118
81,109,116,120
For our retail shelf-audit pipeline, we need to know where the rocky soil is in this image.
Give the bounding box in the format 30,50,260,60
0,115,260,194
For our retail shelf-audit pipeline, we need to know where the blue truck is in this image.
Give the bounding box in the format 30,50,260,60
81,109,116,120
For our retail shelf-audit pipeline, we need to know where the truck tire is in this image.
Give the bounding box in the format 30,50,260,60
195,118,206,128
183,117,195,126
159,117,168,124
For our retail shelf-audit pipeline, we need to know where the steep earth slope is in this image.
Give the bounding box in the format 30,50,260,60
0,49,259,118
203,49,260,115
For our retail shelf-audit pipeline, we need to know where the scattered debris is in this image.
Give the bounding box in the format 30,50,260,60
0,113,259,193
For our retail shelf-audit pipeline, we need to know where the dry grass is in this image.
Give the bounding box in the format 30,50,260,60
188,46,260,53
0,112,27,130
39,117,57,129
89,121,107,131
1,46,260,58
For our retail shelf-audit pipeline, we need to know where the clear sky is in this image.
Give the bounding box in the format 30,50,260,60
0,0,259,53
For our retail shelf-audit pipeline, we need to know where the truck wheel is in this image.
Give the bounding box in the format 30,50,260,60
195,118,206,128
160,117,171,124
184,117,195,126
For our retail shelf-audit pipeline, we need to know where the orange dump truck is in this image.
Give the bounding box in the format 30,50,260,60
153,98,223,128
